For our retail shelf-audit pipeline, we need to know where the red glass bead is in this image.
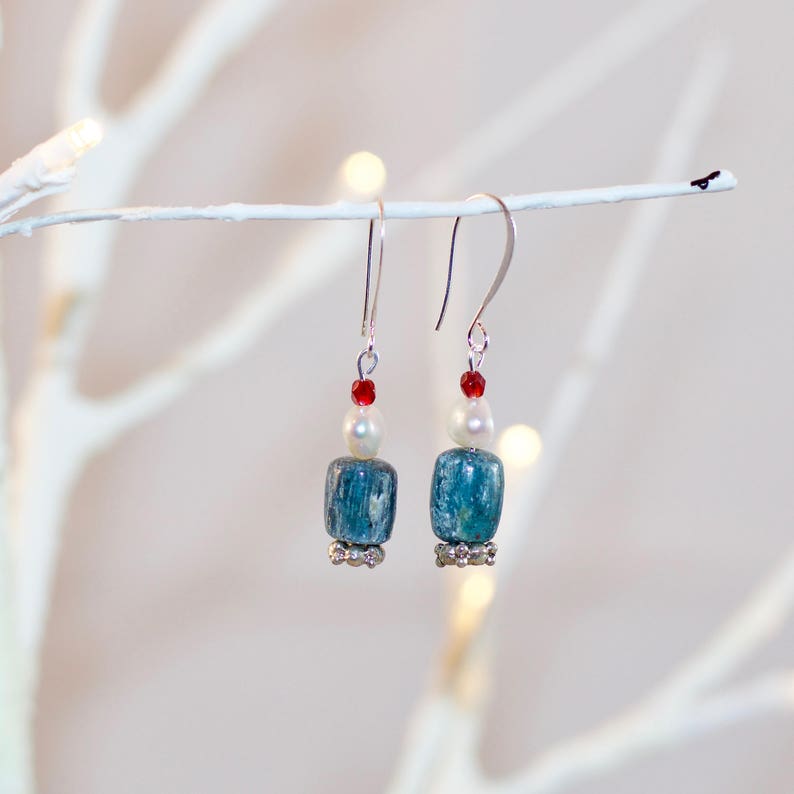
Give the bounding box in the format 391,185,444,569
460,370,486,398
351,379,376,405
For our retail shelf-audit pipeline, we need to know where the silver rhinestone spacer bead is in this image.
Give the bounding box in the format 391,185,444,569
434,540,498,567
327,540,385,569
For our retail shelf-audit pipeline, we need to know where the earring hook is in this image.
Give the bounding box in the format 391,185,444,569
358,197,385,377
434,193,516,370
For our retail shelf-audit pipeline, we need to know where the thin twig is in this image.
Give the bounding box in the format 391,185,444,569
0,172,735,239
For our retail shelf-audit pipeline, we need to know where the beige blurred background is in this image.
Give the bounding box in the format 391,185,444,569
1,0,793,792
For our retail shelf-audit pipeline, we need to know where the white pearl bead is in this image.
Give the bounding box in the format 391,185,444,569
342,405,385,459
447,396,494,449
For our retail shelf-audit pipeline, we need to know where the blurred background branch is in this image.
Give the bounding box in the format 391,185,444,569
387,40,738,794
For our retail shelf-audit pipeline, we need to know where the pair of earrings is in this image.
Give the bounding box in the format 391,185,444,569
324,195,515,569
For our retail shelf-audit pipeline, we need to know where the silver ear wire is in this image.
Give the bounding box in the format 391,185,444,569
360,198,385,358
435,194,516,370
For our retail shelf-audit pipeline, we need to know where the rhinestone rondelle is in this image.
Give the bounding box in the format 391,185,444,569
433,541,498,567
327,539,385,569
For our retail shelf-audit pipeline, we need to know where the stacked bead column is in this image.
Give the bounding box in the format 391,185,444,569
429,192,514,567
325,368,397,569
430,367,504,567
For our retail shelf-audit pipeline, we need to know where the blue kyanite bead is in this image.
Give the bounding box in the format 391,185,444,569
325,457,397,545
430,447,504,543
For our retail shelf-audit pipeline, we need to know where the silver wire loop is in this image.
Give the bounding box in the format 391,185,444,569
434,193,516,370
356,348,380,379
360,198,386,355
467,321,489,371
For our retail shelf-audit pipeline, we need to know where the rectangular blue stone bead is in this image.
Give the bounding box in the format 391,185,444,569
325,457,397,545
430,447,504,543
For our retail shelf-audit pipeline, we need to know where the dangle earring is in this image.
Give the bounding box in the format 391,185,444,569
325,199,397,569
430,194,516,567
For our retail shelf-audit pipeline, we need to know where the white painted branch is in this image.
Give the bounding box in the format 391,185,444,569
0,183,74,225
120,0,283,153
488,672,794,794
413,0,709,192
497,44,732,580
0,119,102,222
12,0,284,670
487,46,794,751
487,40,740,785
59,0,123,120
473,38,794,793
0,255,30,793
0,19,34,794
650,545,794,707
92,220,363,446
0,531,30,794
4,11,288,794
395,669,794,794
0,172,736,239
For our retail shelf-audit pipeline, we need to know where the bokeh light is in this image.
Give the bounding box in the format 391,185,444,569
67,118,104,155
497,423,543,469
340,150,387,196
